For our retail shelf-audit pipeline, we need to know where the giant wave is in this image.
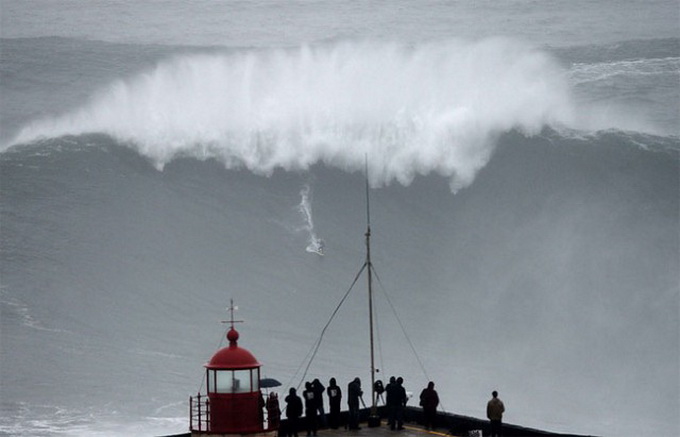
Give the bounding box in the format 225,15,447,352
10,39,583,191
1,36,679,437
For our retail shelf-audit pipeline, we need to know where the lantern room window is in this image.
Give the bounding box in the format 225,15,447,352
208,368,260,394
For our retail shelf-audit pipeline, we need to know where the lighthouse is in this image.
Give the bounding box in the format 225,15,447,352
190,302,278,436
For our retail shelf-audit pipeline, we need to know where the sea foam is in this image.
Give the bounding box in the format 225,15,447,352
12,39,576,191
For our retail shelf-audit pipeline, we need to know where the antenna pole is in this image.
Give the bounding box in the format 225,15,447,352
365,156,371,228
365,157,380,426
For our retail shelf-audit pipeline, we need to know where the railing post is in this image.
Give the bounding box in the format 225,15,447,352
189,395,193,431
206,398,210,432
197,393,202,431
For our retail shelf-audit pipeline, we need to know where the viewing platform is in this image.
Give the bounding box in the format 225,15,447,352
165,405,599,437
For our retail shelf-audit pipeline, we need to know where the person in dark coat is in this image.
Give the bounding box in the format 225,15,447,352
303,382,318,436
347,377,363,430
419,381,439,430
312,378,327,428
285,388,303,437
259,392,266,425
267,392,281,430
327,377,342,429
385,376,397,429
486,390,505,437
394,377,407,430
387,376,408,430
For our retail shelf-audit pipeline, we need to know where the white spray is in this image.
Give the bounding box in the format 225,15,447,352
298,184,324,255
10,39,578,191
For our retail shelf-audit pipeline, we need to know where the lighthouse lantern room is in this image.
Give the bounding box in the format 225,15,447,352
190,302,276,437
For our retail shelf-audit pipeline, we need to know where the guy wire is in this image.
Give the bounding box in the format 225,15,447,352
289,261,368,390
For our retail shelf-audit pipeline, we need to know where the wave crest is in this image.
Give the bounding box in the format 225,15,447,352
12,39,576,190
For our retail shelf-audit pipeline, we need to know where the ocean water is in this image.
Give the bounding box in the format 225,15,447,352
1,1,678,436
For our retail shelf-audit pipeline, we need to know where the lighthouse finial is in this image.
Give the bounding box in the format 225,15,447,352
221,299,244,345
221,299,244,327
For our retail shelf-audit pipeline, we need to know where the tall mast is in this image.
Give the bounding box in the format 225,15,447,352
365,158,379,423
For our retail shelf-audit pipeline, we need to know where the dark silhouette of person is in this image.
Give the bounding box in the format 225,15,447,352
486,390,505,437
419,381,439,430
285,387,303,437
327,377,342,429
347,377,363,430
303,382,318,436
385,376,397,429
386,376,407,430
374,379,385,405
267,392,281,430
312,378,327,428
394,377,407,430
259,392,266,426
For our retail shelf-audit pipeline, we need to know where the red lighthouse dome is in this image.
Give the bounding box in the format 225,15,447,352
190,304,277,437
207,328,261,370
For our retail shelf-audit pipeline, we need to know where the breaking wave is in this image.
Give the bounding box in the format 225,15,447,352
8,39,632,190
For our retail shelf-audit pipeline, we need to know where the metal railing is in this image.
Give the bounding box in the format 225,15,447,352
189,393,210,432
189,393,279,433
